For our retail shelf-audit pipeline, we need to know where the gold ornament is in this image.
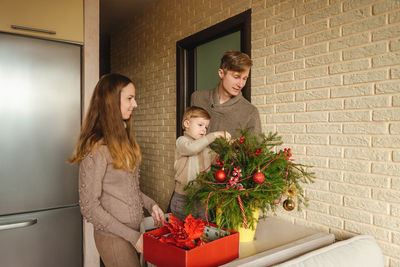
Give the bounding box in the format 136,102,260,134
283,183,299,198
283,198,295,211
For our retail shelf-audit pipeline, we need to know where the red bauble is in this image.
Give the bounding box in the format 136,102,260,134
214,169,226,182
253,171,265,184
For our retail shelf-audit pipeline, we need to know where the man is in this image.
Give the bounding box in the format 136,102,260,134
191,50,261,138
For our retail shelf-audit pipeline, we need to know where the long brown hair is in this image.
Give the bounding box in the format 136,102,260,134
68,73,141,171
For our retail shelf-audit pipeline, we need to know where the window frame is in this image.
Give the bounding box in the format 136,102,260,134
176,9,252,138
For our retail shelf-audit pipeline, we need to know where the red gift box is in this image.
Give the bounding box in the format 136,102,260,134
143,224,239,267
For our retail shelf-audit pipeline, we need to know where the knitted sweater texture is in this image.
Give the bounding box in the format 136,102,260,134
79,145,156,245
174,132,217,195
191,87,261,138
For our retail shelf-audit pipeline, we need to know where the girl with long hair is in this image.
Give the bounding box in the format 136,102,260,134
69,73,164,267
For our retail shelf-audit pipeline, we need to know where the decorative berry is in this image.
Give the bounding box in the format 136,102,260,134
216,158,224,168
229,176,239,186
254,148,263,156
214,169,227,182
253,171,265,184
283,148,293,160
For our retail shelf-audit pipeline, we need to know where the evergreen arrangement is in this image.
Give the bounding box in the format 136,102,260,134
184,128,314,231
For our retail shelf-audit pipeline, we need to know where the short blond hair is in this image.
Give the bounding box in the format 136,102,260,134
182,106,210,130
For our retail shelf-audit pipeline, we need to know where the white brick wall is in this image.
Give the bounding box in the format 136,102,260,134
344,196,389,214
111,0,400,265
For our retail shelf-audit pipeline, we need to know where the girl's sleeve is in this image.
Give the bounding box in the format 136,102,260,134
176,134,217,156
79,148,141,245
141,192,157,214
135,168,157,213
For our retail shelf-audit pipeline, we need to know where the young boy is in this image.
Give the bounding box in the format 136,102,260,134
170,106,231,220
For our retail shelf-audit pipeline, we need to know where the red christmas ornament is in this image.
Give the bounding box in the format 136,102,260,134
215,169,227,182
253,171,265,184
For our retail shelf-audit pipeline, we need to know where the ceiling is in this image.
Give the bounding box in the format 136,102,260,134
100,0,158,35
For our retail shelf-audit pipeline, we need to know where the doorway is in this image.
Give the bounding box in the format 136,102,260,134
176,9,252,137
196,31,241,91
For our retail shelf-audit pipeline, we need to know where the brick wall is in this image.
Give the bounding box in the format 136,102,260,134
111,0,400,265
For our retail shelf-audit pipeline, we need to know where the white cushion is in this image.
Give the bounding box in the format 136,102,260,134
274,235,384,267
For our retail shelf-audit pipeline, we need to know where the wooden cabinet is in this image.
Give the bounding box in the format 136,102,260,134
0,0,83,43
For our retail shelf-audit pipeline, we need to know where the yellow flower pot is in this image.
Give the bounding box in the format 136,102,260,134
216,207,260,242
237,208,260,242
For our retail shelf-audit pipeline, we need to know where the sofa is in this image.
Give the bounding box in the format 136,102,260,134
273,235,384,267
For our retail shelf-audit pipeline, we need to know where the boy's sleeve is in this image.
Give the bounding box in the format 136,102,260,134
176,134,217,156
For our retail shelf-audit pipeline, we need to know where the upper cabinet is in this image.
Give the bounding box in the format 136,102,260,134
0,0,83,43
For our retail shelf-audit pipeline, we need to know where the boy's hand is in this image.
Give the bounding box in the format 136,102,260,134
214,131,231,142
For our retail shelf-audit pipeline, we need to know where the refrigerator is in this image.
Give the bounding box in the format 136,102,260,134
0,32,82,267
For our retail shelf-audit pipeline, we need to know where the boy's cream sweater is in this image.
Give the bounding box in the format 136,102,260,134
174,132,218,195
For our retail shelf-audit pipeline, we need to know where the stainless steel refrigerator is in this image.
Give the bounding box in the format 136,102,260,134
0,33,82,267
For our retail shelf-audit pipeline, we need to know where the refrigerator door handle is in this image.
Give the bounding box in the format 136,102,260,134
11,25,56,35
0,218,38,231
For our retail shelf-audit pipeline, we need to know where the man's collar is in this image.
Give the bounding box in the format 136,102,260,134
212,86,242,106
